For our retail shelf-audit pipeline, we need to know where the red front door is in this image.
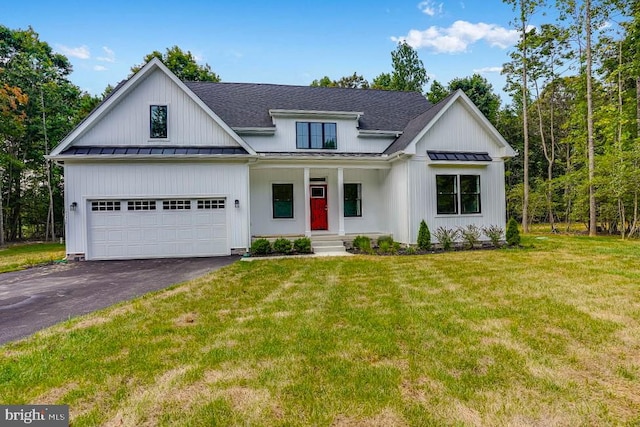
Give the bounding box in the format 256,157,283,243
310,185,328,230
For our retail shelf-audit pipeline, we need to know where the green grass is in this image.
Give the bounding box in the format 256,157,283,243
0,243,65,273
1,235,639,425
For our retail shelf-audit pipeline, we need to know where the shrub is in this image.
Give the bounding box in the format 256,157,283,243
377,235,394,246
352,235,372,252
405,245,417,255
459,224,481,249
434,227,458,251
417,220,431,250
251,238,271,255
506,218,521,247
482,225,504,247
273,238,292,254
293,237,312,253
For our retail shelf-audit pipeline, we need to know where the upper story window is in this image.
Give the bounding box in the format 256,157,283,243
296,122,337,149
150,105,167,138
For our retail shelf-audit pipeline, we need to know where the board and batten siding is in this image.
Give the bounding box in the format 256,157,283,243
64,161,249,256
343,169,390,235
381,162,410,243
407,159,507,243
74,69,239,147
242,117,395,153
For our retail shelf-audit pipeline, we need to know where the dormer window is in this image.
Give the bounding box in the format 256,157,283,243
296,122,337,149
150,105,167,138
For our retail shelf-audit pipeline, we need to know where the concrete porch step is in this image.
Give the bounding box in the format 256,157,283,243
312,240,346,254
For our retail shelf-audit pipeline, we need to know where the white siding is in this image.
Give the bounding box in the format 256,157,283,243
242,117,394,153
406,159,507,243
382,162,410,243
415,101,503,156
74,69,239,147
250,169,306,236
343,169,389,234
64,161,249,257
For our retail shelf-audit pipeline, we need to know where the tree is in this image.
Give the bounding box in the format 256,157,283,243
131,46,220,82
426,80,449,103
372,42,429,92
310,73,369,89
448,74,501,124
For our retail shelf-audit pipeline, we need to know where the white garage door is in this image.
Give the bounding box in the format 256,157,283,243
87,198,228,260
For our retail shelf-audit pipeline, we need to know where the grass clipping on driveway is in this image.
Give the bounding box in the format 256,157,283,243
1,235,640,426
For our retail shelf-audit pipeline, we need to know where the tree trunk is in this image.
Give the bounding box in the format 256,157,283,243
40,87,55,241
521,0,530,233
586,0,597,236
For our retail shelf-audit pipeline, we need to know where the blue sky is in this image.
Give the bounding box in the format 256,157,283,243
3,0,538,103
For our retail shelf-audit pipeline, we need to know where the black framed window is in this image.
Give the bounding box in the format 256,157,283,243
460,175,481,214
344,183,362,217
273,184,293,218
436,174,481,215
296,122,337,149
150,105,167,138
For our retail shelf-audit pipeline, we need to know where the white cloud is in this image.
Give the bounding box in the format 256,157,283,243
56,44,90,59
418,0,443,16
93,65,107,71
392,20,519,54
97,46,115,63
473,66,503,74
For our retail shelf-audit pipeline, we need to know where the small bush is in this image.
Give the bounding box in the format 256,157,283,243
377,235,394,246
417,220,431,250
459,224,481,249
405,245,417,255
251,238,271,255
506,218,521,247
273,238,292,254
352,236,372,252
293,237,312,253
434,227,458,251
482,225,504,247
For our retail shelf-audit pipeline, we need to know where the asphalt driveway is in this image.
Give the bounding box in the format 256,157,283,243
0,256,238,345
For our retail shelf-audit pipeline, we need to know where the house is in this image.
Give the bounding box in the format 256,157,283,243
49,58,516,260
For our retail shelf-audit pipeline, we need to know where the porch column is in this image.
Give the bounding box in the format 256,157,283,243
337,167,345,236
304,167,311,237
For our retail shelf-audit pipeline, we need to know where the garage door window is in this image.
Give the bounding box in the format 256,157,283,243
91,201,121,211
198,199,225,209
163,200,191,210
128,200,156,211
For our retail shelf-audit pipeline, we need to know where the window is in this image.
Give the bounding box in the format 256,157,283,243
272,184,293,218
163,200,191,210
91,201,120,211
128,200,156,211
296,122,337,149
150,105,167,138
436,175,481,215
344,183,362,217
460,175,481,214
197,199,225,209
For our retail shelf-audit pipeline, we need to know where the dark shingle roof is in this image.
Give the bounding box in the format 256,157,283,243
184,82,432,132
427,151,492,161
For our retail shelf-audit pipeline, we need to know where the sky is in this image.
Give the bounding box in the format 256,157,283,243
2,0,541,103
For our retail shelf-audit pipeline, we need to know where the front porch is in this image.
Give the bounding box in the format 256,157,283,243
249,163,393,239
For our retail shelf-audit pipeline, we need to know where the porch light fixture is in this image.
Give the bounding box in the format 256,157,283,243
235,199,240,208
70,202,78,212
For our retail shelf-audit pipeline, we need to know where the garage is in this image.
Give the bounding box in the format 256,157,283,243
86,197,228,260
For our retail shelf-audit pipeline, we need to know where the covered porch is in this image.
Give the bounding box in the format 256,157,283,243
249,162,392,239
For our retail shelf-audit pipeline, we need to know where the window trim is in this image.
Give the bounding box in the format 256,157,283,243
296,122,337,149
343,183,362,218
436,174,481,216
150,104,168,139
272,183,294,219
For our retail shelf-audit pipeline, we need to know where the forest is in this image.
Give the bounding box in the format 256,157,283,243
0,0,638,243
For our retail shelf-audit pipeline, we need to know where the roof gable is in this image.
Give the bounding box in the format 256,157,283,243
50,58,256,157
384,90,516,158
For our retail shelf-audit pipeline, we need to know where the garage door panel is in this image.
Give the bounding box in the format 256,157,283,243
87,198,229,260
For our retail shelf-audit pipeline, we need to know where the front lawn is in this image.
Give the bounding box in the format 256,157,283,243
0,242,65,273
1,235,639,425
